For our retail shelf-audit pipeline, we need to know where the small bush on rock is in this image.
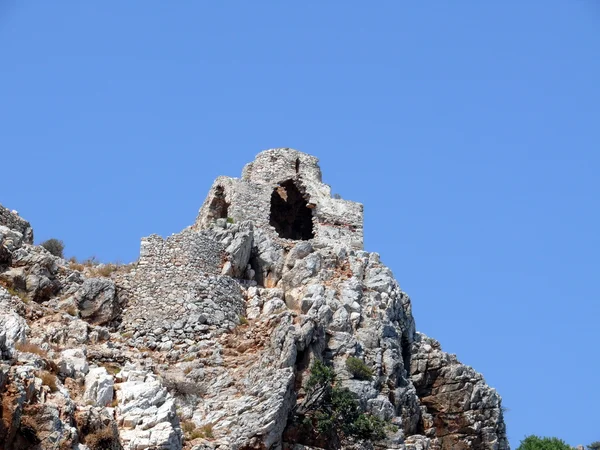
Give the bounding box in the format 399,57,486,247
40,238,65,258
85,427,120,450
297,360,387,444
163,377,205,398
39,370,58,392
345,356,373,380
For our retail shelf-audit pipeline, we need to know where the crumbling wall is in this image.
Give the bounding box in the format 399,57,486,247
123,229,244,351
194,149,364,250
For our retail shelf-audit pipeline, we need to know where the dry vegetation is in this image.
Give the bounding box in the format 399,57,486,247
182,421,214,441
85,427,119,450
39,370,58,392
68,256,135,277
16,342,48,358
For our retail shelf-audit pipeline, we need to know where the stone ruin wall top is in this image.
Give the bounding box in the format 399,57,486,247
193,148,364,250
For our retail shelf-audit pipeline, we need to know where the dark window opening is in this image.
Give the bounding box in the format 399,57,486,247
269,180,314,240
207,186,229,221
295,158,300,173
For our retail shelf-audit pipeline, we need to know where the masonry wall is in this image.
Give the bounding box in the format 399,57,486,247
194,149,364,250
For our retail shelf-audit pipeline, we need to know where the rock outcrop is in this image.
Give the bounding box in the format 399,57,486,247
0,149,509,449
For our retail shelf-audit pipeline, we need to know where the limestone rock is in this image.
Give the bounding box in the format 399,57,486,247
58,348,89,379
0,150,509,450
0,205,33,244
0,306,27,359
84,367,114,407
76,277,119,325
117,369,182,450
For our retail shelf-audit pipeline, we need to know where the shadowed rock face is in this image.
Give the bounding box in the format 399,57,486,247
0,149,509,450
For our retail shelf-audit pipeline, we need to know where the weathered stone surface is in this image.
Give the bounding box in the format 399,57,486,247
0,205,33,244
410,333,509,450
84,367,114,407
58,348,89,379
0,149,508,450
194,149,364,250
117,368,182,450
0,298,27,359
76,277,120,325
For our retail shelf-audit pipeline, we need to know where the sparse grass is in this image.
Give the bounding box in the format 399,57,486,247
121,331,134,338
68,257,85,272
85,427,119,450
94,264,118,277
200,424,214,439
226,217,234,224
3,284,29,303
102,364,121,376
83,256,100,266
39,370,58,392
182,420,196,434
238,315,249,325
185,422,214,441
69,256,126,277
16,342,48,357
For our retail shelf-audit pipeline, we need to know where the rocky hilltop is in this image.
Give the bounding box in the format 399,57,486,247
0,149,509,450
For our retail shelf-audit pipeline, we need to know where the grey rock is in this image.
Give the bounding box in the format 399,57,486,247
76,278,119,325
84,367,114,406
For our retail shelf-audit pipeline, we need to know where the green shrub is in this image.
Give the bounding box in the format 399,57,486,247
516,435,575,450
589,442,600,450
345,356,373,380
306,360,335,391
226,217,234,224
40,239,64,258
350,413,387,440
299,360,387,443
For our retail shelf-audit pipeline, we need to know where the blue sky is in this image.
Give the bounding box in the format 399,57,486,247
1,1,599,447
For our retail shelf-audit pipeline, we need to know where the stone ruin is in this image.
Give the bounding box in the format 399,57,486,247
193,148,364,250
0,148,509,450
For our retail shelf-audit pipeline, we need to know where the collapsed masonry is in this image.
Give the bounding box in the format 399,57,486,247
194,149,364,249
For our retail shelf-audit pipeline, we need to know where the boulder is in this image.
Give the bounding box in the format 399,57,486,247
0,310,27,359
76,278,119,325
84,367,114,406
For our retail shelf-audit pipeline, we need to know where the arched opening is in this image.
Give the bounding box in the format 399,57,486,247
207,186,229,221
269,180,314,240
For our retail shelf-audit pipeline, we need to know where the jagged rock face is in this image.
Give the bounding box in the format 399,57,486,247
0,149,509,450
0,207,33,245
410,335,508,450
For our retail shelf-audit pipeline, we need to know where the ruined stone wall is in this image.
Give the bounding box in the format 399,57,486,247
122,228,244,353
194,148,364,250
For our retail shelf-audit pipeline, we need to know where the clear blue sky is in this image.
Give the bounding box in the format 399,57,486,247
1,2,598,447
